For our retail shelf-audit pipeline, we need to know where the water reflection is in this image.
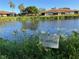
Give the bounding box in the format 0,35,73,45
0,19,79,40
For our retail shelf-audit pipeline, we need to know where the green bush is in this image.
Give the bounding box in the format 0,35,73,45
0,32,79,59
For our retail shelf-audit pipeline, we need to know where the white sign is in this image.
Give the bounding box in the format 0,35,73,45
39,32,59,48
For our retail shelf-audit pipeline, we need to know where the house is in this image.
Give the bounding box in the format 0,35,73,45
0,11,16,16
41,8,79,16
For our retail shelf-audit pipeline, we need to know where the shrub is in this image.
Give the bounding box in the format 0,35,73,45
0,32,79,59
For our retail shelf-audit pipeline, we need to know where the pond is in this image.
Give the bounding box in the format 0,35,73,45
0,19,79,41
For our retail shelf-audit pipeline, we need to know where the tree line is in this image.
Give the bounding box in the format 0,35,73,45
8,0,45,16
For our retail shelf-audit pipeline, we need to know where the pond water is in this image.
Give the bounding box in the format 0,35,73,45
0,19,79,40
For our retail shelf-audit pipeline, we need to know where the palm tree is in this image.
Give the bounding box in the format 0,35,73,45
18,4,25,13
8,0,15,16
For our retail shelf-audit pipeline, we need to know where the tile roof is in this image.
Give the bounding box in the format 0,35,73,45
42,9,75,13
0,11,16,15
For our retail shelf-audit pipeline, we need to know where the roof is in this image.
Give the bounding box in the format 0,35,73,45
42,9,76,13
0,11,16,15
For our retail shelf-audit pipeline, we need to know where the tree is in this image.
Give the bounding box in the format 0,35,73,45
9,0,15,10
8,0,15,16
24,6,39,15
18,4,25,13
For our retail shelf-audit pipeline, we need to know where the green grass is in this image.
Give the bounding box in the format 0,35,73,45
0,14,79,25
0,14,79,22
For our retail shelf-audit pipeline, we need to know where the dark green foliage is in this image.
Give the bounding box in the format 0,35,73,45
19,6,39,16
0,32,79,59
26,6,38,14
21,6,39,16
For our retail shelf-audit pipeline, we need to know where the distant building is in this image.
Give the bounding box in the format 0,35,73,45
0,11,16,16
41,8,79,16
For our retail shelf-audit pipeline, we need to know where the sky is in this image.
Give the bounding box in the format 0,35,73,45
0,0,79,13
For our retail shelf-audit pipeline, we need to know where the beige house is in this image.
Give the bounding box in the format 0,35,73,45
0,11,16,16
41,8,79,16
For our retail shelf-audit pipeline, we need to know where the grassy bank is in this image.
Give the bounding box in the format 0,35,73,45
0,14,79,22
0,17,16,24
17,14,79,21
0,32,79,59
0,15,79,25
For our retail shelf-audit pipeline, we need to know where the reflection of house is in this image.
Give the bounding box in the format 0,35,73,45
41,8,79,16
0,11,16,16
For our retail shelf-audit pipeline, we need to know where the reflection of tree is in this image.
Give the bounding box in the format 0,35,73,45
21,20,27,31
21,19,39,31
31,18,39,30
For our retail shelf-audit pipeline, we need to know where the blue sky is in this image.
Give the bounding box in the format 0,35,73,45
0,0,79,13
